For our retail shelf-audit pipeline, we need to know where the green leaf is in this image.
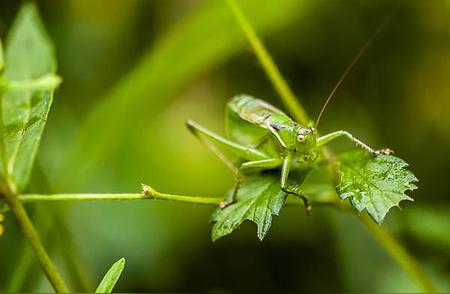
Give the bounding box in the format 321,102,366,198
336,150,418,223
2,3,58,192
211,173,287,241
95,258,126,293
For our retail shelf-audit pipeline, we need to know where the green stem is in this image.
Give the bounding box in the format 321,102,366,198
12,191,335,207
2,189,69,293
225,0,310,125
18,190,223,206
359,213,438,293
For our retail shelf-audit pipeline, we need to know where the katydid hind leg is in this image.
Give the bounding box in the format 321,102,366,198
280,153,312,214
220,158,283,208
186,120,270,175
186,120,269,164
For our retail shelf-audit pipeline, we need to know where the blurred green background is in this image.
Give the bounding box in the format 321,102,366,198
1,0,449,292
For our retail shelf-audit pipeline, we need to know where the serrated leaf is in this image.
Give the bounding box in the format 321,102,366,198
337,150,418,223
1,3,58,192
211,173,287,241
95,258,126,293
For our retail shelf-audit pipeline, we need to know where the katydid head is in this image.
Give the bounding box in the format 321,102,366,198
270,122,316,150
295,126,317,151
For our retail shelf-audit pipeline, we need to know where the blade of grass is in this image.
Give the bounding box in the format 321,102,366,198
95,258,126,293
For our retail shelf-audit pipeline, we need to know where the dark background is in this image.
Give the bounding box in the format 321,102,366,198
0,0,449,292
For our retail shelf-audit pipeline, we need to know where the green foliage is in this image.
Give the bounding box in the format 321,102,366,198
95,258,126,293
0,3,60,193
209,144,419,239
211,150,418,238
211,174,286,241
337,151,417,223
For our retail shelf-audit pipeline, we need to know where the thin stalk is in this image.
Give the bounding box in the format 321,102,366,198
359,213,438,293
224,0,438,292
225,0,310,125
14,192,334,207
2,188,69,293
18,191,223,206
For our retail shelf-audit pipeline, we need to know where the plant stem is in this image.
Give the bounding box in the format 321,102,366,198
12,191,336,207
359,213,438,293
18,191,223,206
2,188,69,293
225,0,310,125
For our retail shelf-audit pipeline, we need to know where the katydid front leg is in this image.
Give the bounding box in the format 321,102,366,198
280,152,312,214
316,130,393,156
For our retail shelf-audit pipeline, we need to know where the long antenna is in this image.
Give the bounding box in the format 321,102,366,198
315,15,392,129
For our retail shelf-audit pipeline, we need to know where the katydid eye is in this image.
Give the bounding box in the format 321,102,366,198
297,134,306,142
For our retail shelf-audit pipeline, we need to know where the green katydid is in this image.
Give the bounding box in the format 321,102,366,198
186,95,391,211
186,19,393,212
